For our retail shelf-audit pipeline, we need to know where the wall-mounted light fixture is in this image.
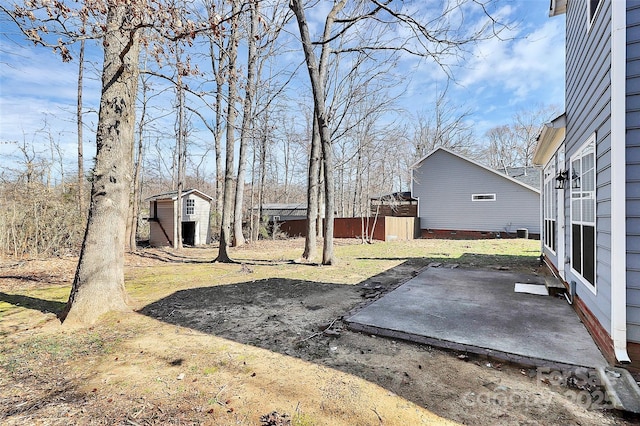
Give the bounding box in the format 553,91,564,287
571,170,581,189
555,170,568,189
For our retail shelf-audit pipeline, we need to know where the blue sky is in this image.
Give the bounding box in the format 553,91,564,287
0,1,565,181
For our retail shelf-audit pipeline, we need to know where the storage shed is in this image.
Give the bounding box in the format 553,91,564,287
146,189,213,247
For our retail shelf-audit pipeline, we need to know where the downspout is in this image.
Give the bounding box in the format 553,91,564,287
611,0,631,364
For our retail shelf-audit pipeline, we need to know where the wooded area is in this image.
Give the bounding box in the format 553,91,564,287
0,0,557,323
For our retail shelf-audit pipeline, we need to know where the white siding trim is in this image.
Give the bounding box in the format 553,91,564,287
557,145,566,279
610,0,630,363
587,0,604,31
569,136,597,295
471,193,496,202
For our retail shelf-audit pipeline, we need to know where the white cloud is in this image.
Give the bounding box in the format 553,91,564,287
459,16,565,104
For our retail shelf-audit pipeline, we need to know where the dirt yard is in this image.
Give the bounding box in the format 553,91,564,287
0,238,636,425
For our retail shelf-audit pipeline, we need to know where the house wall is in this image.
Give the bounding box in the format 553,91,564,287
564,0,613,335
626,3,640,343
149,200,175,247
412,150,540,235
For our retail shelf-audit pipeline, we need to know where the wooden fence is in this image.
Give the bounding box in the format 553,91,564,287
276,217,419,241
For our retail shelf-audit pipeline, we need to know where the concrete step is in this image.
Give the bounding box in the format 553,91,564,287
597,366,640,413
544,275,566,297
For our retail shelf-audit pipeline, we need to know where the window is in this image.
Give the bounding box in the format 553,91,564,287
570,136,596,288
589,0,602,25
472,194,496,202
543,162,557,253
186,199,195,215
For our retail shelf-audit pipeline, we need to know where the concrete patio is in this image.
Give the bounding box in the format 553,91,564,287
346,266,608,369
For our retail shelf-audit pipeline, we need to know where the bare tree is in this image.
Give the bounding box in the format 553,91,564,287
410,84,475,159
290,0,505,264
62,4,142,323
483,104,560,170
216,0,241,262
3,0,219,324
77,38,86,216
290,0,338,265
232,0,259,247
484,124,518,170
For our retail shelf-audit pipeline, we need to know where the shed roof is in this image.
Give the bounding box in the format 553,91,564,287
411,147,540,194
254,203,307,211
145,188,214,202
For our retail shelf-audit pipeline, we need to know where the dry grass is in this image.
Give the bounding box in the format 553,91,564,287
0,238,627,425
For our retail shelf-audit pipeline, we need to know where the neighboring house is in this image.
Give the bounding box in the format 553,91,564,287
411,147,540,238
533,0,640,368
254,203,308,222
146,189,213,247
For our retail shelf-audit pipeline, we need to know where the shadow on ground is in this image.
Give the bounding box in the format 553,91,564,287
139,278,370,360
138,260,432,397
0,292,65,315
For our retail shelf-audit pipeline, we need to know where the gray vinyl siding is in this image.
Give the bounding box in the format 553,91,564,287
627,3,640,343
564,0,612,334
412,149,540,235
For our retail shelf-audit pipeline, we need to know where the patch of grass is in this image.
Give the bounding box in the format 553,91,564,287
293,412,316,426
0,327,120,379
121,239,541,304
203,366,219,375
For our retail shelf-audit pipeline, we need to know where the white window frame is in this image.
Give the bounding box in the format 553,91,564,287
570,135,596,293
587,0,603,31
185,198,195,215
471,193,496,202
543,161,557,254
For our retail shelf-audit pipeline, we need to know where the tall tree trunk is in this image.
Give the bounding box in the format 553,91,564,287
127,74,149,252
317,158,324,238
77,38,85,217
249,137,257,242
175,72,185,250
208,22,226,234
60,4,140,324
233,0,259,247
298,0,344,263
302,108,320,260
291,0,337,265
258,130,267,239
217,0,240,262
129,134,143,251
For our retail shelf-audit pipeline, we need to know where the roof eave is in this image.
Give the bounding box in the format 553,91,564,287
533,113,566,166
549,0,567,17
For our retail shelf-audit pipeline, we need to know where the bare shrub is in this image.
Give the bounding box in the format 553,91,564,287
0,182,85,258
